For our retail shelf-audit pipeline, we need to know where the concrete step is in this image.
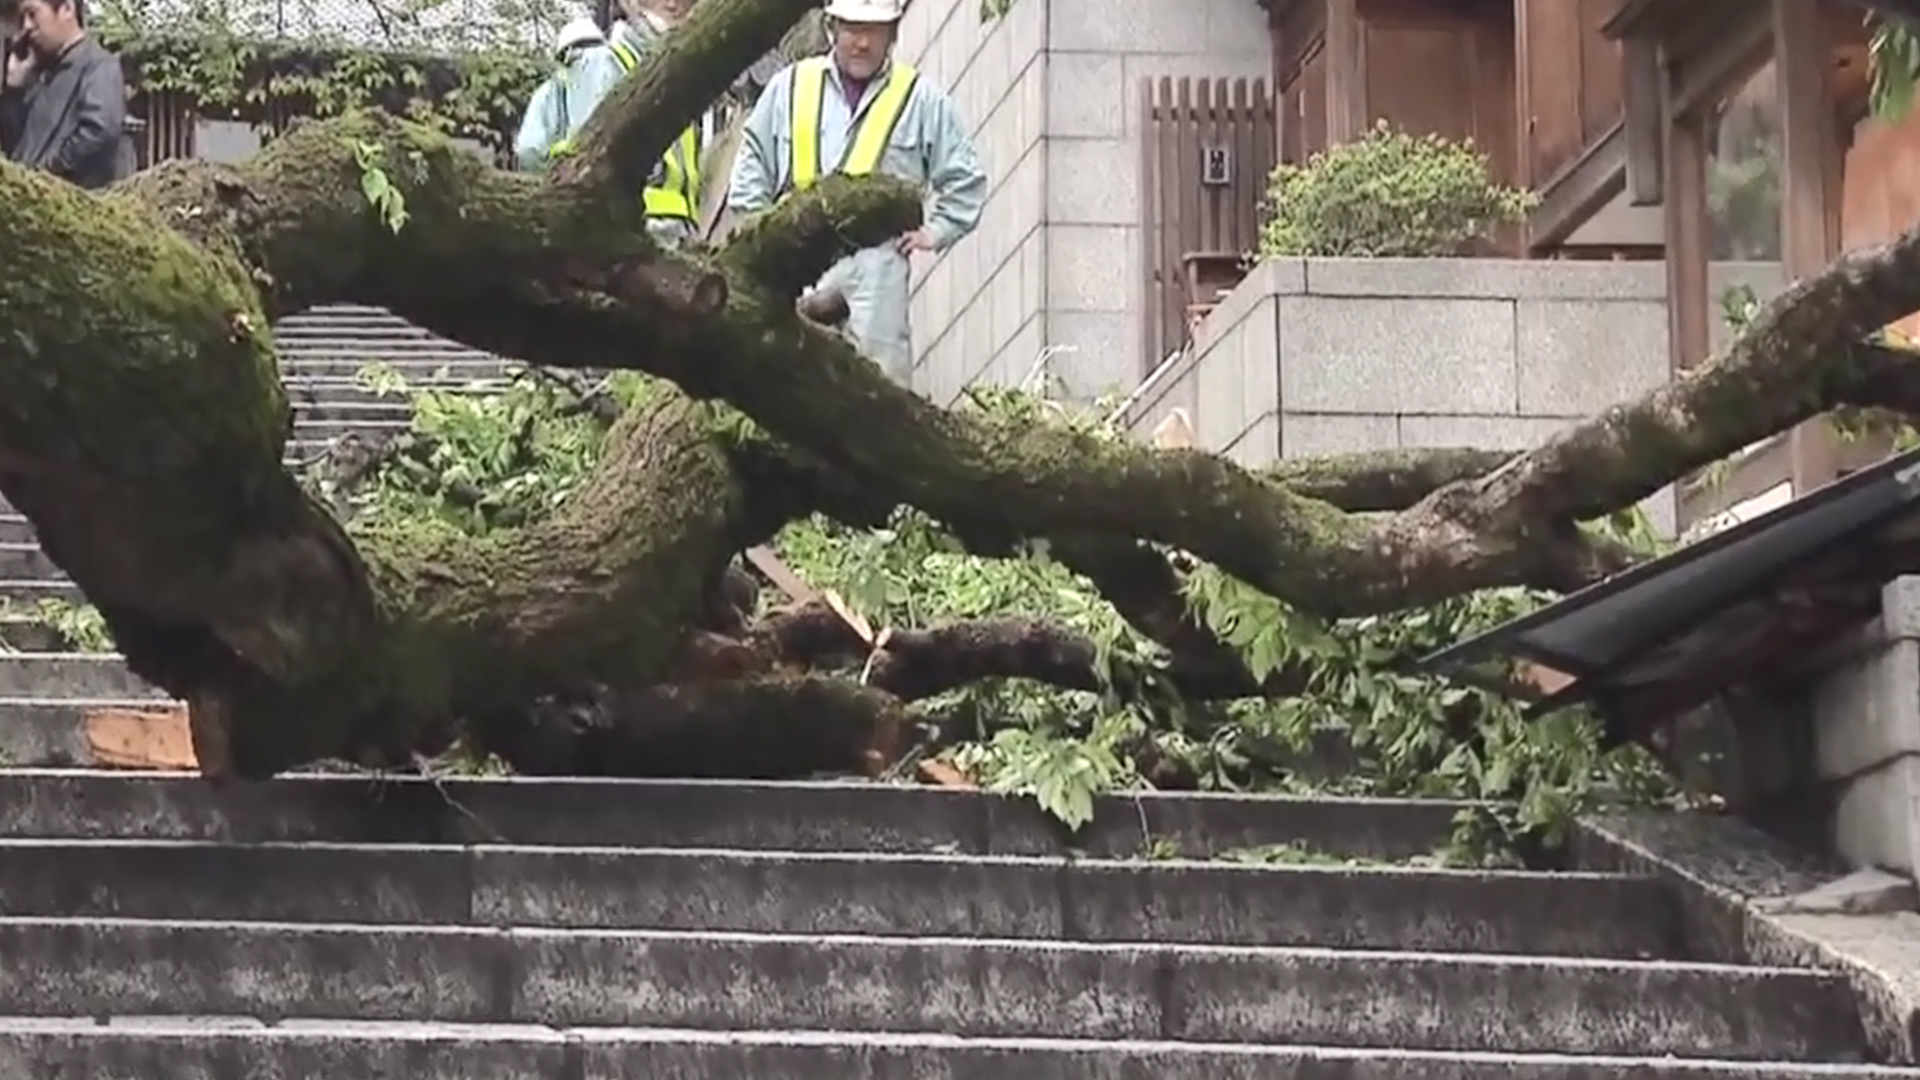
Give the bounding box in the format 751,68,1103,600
0,542,60,581
276,354,511,379
0,580,81,603
273,304,423,325
0,918,1864,1060
0,772,1462,859
5,1021,1918,1080
283,397,416,423
0,618,77,652
288,417,412,441
0,839,1678,958
0,657,159,699
0,516,31,544
0,699,169,766
273,320,452,339
284,374,512,399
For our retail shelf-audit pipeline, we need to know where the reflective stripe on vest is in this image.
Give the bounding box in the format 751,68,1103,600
789,56,918,192
611,38,704,221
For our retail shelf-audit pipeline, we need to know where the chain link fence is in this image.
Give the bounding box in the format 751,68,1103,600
95,0,563,53
93,0,825,58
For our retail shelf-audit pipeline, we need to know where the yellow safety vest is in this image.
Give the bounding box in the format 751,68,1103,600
789,56,919,192
611,38,704,221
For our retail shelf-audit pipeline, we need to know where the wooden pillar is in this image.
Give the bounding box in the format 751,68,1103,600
1512,0,1534,190
1623,38,1665,205
1774,0,1842,493
1325,0,1365,144
1269,1,1288,158
1663,64,1711,374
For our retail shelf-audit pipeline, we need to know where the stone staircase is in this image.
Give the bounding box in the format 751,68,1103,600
0,770,1912,1077
0,305,511,766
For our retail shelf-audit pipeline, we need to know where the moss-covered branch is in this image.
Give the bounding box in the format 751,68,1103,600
720,174,923,298
552,0,821,210
8,0,1920,786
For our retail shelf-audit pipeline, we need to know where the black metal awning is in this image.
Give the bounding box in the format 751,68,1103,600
1421,445,1920,725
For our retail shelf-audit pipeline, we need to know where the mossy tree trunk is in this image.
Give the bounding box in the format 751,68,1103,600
4,0,1920,779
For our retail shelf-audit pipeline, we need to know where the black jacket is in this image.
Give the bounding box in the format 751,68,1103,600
0,35,129,189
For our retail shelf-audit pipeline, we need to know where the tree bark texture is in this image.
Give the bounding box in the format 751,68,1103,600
5,0,1920,780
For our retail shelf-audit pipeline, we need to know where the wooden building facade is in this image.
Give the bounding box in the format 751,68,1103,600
1245,0,1920,528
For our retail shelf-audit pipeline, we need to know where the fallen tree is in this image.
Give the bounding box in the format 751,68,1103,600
8,0,1920,848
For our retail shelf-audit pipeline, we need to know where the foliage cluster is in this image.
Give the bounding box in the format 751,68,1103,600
307,364,1680,863
88,0,833,152
1256,121,1537,259
93,7,547,148
1870,17,1920,120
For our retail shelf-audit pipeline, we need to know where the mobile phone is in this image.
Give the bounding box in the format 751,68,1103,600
8,37,28,61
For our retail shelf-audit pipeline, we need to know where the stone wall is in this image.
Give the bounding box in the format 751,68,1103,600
896,0,1271,403
1806,577,1920,881
1121,257,1785,529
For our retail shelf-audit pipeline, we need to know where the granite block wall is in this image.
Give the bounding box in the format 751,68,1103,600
1118,257,1785,531
896,0,1270,404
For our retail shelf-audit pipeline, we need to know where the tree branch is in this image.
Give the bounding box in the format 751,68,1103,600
718,174,922,298
1265,448,1516,512
508,674,910,778
552,0,822,211
7,0,1920,787
748,600,1308,703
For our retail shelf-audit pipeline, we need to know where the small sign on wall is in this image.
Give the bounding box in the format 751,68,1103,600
1201,145,1232,187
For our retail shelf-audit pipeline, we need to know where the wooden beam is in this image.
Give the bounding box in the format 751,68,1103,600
1513,0,1534,188
1668,15,1771,117
1662,84,1710,373
1526,122,1628,251
1324,0,1365,143
1622,37,1664,205
1269,0,1288,157
1774,0,1845,495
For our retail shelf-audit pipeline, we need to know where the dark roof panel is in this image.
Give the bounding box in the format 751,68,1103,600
1422,446,1920,723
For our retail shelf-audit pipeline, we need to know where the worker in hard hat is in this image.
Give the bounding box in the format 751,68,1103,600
594,0,715,249
512,16,623,172
726,0,986,385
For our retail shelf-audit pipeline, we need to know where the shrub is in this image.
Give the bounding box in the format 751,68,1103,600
1257,121,1537,258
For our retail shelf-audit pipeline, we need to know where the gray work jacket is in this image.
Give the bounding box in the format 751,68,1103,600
1,34,129,189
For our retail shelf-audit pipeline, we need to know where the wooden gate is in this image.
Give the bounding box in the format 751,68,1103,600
131,91,195,168
1139,76,1276,371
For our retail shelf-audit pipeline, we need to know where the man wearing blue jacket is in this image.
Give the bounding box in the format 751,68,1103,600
726,0,986,384
512,17,622,173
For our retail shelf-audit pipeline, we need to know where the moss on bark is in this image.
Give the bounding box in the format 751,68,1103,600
2,0,1917,782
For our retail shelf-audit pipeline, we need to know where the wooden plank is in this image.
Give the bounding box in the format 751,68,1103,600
1300,43,1329,158
1525,122,1627,251
1518,0,1588,183
1268,4,1289,154
85,704,196,771
1325,0,1366,143
1153,409,1197,449
1139,77,1162,371
1156,78,1183,363
1622,37,1663,204
1668,14,1770,118
1577,0,1628,143
1662,106,1711,372
1513,0,1536,187
1251,78,1277,251
745,545,817,604
1175,78,1203,343
1774,0,1843,495
1472,11,1519,191
698,109,750,242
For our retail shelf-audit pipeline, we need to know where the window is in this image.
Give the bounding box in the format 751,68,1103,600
194,119,262,164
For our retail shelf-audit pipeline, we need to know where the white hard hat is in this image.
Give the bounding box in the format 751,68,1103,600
555,16,604,53
822,0,903,23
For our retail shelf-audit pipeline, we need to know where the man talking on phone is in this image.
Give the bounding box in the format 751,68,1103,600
0,0,128,189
